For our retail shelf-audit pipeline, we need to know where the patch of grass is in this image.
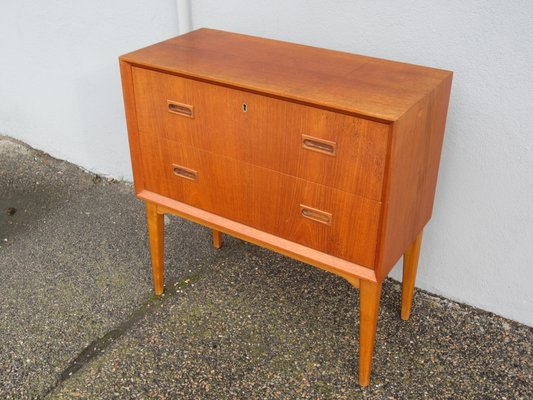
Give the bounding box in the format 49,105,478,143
173,271,204,290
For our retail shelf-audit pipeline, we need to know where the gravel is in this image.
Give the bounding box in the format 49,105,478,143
0,136,531,399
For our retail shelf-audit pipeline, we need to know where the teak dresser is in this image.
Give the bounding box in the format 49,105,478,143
119,28,452,386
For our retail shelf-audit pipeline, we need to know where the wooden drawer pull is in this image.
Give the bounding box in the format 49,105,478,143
302,135,336,156
300,204,332,225
167,100,194,118
172,164,198,181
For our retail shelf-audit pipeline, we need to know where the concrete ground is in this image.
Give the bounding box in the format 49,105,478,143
0,135,531,399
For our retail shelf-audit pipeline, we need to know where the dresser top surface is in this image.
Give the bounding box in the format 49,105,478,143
120,28,452,122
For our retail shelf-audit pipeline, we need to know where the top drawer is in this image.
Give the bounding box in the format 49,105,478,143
132,67,389,201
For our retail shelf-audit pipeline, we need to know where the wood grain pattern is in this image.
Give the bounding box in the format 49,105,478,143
212,229,222,249
146,201,164,295
375,74,452,281
119,61,145,194
401,230,423,320
359,280,382,386
120,28,451,122
141,139,381,268
148,192,372,285
131,66,389,201
119,29,453,387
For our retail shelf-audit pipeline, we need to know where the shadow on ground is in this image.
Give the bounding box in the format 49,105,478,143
1,136,531,399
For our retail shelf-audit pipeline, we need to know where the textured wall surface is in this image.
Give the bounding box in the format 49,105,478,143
1,1,532,326
0,0,178,179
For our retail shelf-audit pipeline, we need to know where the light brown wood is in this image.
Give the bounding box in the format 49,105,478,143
167,100,194,118
212,229,222,249
131,66,389,201
374,76,452,281
152,194,373,284
119,28,452,386
141,140,381,267
119,61,145,194
120,28,450,122
401,230,423,320
146,201,164,295
359,280,382,386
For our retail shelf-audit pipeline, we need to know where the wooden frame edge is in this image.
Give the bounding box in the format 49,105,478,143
140,191,377,286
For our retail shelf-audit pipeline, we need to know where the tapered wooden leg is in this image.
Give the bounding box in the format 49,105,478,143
212,229,222,249
401,231,423,320
359,280,382,386
146,202,164,295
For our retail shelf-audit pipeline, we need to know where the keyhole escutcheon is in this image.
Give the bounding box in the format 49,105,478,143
242,102,248,112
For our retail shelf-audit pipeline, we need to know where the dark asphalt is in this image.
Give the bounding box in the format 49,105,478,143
0,136,532,399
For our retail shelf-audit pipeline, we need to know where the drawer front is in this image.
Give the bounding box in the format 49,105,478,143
139,138,381,268
132,67,389,201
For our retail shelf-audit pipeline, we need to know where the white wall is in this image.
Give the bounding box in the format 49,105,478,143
1,1,532,326
0,0,178,179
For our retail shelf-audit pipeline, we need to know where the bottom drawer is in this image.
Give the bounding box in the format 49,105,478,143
141,139,381,268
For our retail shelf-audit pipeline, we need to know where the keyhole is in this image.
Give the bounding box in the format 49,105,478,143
242,103,247,112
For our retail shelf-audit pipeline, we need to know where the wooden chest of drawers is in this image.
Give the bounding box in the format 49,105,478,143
119,28,452,386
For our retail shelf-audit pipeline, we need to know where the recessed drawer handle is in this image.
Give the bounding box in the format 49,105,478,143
167,100,194,118
300,204,332,225
172,164,198,181
302,135,336,156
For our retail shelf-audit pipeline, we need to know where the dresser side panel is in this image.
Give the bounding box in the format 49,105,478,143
376,73,452,281
415,75,453,229
119,60,145,194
